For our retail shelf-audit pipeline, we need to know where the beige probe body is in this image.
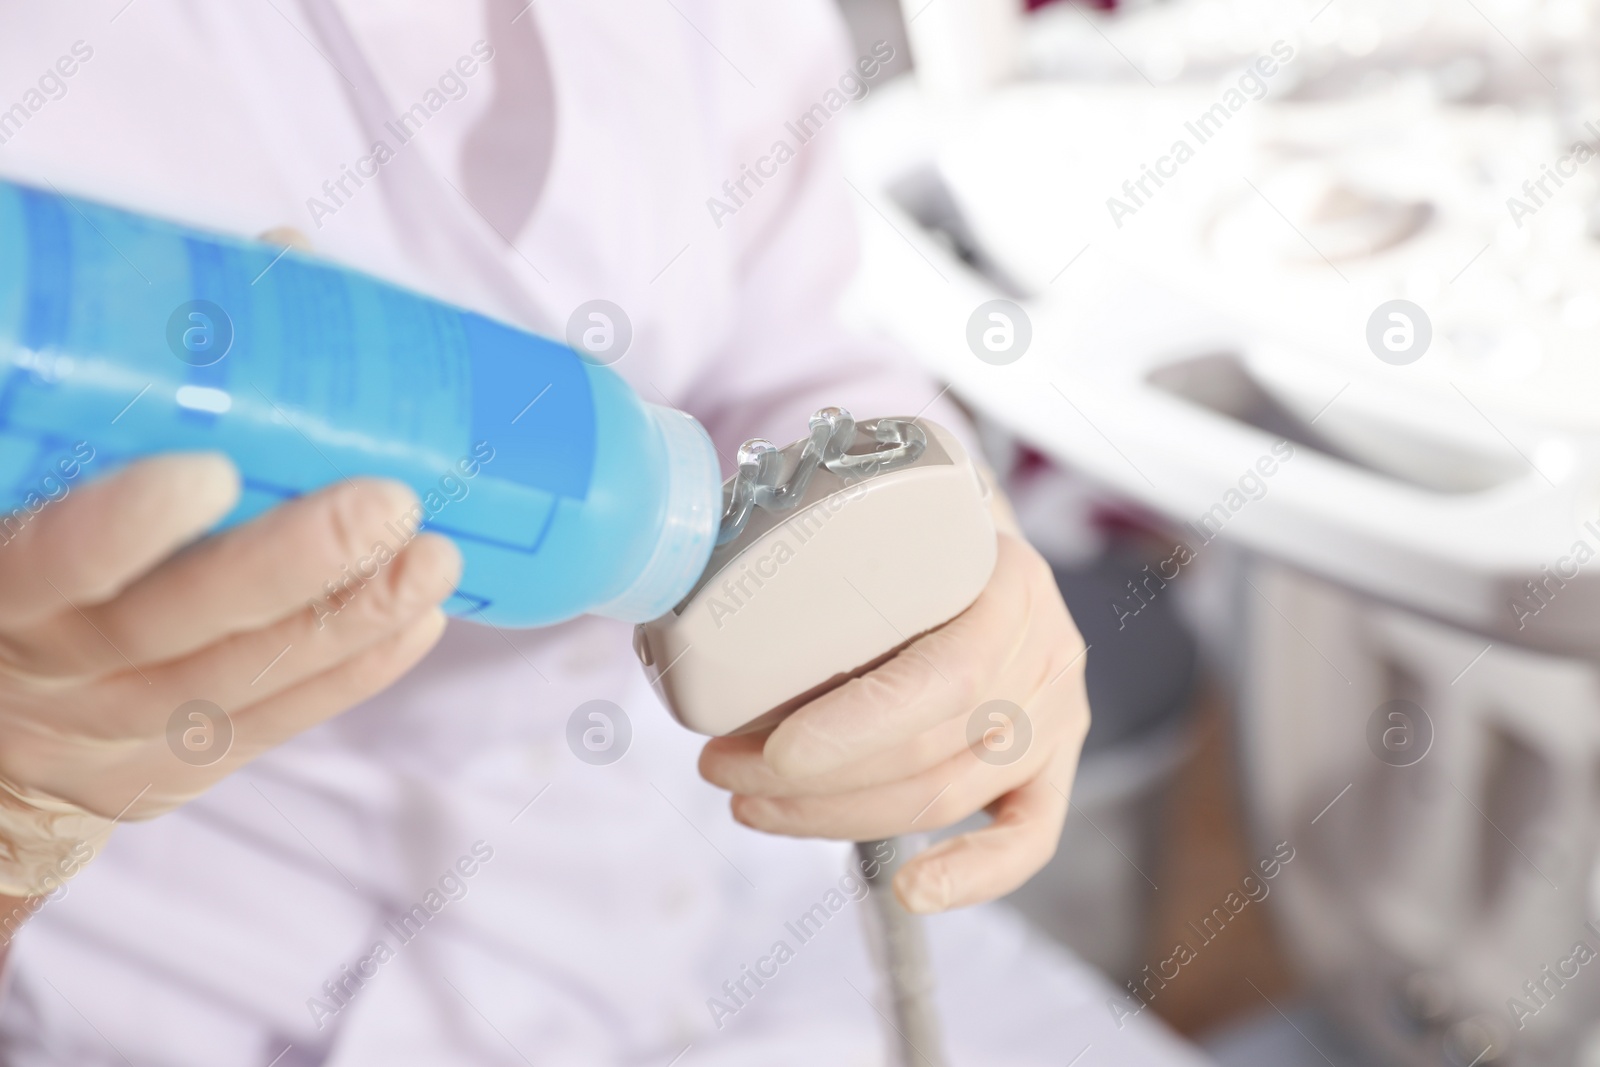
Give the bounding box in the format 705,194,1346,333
633,414,997,738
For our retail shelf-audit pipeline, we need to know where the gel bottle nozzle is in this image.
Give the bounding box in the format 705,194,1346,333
0,179,721,627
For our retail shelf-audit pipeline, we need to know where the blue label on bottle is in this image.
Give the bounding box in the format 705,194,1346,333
18,187,70,352
463,312,594,500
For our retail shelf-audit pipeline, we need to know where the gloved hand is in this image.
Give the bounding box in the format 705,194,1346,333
699,501,1090,915
0,453,459,899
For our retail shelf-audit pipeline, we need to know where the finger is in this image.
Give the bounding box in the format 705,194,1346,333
894,748,1079,914
120,607,450,817
706,653,1094,797
71,534,460,740
708,641,1087,802
730,735,1050,841
231,606,448,754
10,477,425,678
763,535,1045,779
0,453,239,629
704,715,972,798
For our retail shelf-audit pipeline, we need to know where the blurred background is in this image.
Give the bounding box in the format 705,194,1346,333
829,1,1600,1065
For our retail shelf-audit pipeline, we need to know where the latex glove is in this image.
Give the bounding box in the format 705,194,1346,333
699,498,1090,915
0,453,458,898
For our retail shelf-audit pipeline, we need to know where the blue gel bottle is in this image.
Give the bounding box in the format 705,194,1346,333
0,179,721,626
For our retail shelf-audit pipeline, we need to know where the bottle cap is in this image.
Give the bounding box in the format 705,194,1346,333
595,404,721,622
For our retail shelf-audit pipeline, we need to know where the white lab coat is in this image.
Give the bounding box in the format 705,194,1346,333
0,1,1210,1063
